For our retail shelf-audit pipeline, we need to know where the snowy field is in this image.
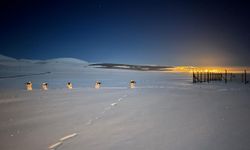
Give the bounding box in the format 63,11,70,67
0,55,250,150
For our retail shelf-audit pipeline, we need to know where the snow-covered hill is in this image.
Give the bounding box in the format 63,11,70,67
45,58,88,64
0,54,17,61
0,54,88,67
0,54,89,76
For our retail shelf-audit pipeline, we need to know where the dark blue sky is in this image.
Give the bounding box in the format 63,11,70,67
0,0,249,66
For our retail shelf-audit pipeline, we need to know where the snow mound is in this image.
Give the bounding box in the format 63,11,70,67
45,58,88,64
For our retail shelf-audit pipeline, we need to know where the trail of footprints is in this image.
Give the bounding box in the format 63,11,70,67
86,94,127,126
48,94,128,150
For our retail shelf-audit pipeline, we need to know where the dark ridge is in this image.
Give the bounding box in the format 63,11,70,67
89,63,173,71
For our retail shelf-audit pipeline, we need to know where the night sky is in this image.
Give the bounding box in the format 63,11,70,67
0,0,249,66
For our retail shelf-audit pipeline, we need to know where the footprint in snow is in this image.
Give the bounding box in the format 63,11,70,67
111,103,117,106
105,107,111,110
86,120,92,125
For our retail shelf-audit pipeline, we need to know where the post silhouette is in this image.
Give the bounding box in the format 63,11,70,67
207,71,210,83
225,70,227,84
200,72,203,83
244,70,247,84
193,71,196,83
197,72,199,82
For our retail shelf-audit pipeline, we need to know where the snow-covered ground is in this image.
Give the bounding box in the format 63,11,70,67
0,55,250,150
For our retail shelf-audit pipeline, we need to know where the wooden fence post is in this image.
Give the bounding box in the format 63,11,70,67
207,71,209,83
225,70,227,84
244,70,247,84
197,72,199,83
200,72,203,83
193,71,196,83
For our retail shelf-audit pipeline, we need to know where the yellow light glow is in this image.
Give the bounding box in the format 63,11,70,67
169,66,250,74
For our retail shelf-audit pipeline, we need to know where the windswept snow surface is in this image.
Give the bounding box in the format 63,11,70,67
0,57,250,150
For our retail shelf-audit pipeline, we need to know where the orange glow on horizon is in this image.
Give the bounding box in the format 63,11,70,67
169,66,250,74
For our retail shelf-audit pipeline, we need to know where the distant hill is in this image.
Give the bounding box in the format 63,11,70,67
0,54,17,61
0,54,88,66
0,54,172,71
44,58,88,64
90,63,173,71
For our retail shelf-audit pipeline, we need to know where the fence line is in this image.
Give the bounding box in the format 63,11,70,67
193,69,248,84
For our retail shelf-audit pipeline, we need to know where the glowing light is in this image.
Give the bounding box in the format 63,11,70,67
169,66,250,74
